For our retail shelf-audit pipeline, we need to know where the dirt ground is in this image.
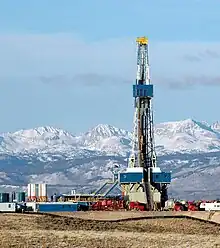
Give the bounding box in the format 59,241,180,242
56,210,182,220
0,212,220,248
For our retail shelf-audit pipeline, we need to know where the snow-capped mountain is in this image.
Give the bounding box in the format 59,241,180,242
0,126,77,154
0,118,219,156
0,118,220,200
76,124,132,156
0,124,131,156
155,119,220,154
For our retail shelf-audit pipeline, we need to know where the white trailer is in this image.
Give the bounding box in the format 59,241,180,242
0,203,16,212
0,202,27,213
201,202,220,211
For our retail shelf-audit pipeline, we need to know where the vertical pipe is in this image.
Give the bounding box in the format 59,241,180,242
35,184,39,198
31,184,36,201
38,183,40,201
41,184,44,197
137,101,142,168
43,184,47,197
27,184,31,200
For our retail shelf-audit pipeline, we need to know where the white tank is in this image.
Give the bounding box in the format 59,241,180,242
30,184,36,200
27,184,32,198
41,183,47,197
27,183,47,200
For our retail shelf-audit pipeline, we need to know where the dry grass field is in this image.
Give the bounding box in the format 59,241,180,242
55,210,193,220
0,212,220,248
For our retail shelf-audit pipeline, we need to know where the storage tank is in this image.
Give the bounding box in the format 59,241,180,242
30,184,37,201
27,183,47,201
27,184,31,199
16,192,26,202
41,183,47,197
35,184,39,197
0,193,10,203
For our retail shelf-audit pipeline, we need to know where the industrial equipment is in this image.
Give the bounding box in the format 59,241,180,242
115,37,171,210
27,183,47,202
174,201,188,211
91,198,125,211
173,201,200,211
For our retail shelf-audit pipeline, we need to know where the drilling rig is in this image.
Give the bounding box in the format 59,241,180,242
116,37,171,210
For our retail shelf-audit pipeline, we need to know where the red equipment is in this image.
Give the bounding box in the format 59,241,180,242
91,199,125,211
174,201,187,211
187,201,198,211
129,201,146,211
174,201,198,211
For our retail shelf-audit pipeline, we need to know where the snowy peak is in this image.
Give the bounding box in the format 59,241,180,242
212,121,220,132
1,126,76,153
84,124,129,139
0,118,219,156
12,126,73,138
155,118,214,136
155,119,220,153
79,124,131,155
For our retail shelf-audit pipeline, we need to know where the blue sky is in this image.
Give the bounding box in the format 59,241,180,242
0,0,220,133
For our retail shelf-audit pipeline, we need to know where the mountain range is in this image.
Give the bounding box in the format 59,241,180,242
0,118,220,200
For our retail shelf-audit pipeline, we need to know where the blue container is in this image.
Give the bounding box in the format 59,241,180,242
151,172,171,183
37,203,78,212
119,172,143,183
133,84,153,98
0,193,10,203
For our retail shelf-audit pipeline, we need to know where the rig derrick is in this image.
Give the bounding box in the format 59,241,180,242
118,37,171,211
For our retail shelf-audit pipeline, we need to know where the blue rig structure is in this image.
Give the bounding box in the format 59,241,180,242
108,37,171,211
120,36,171,210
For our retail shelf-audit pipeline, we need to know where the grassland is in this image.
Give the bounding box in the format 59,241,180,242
0,212,220,248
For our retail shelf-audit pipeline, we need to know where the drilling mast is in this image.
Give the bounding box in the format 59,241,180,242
118,37,171,210
131,37,156,210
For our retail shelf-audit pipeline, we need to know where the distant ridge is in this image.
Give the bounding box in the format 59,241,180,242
0,118,219,155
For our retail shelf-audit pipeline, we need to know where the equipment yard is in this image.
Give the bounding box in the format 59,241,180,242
1,212,220,248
